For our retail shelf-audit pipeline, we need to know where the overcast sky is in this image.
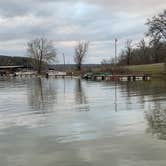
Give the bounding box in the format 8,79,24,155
0,0,165,64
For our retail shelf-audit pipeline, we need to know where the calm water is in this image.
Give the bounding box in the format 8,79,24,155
0,77,166,166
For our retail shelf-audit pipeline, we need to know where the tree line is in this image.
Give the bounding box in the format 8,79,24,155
117,39,166,66
102,9,166,66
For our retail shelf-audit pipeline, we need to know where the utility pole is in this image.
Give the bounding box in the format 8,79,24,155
62,53,65,67
114,38,118,112
115,38,118,64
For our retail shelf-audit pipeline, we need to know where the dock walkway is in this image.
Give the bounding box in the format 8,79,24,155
83,73,151,81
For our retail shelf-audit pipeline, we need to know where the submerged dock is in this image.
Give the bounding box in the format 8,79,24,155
83,73,151,81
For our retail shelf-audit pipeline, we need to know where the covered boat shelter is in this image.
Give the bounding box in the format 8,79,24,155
0,66,24,76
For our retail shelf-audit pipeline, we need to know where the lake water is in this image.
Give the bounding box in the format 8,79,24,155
0,77,166,166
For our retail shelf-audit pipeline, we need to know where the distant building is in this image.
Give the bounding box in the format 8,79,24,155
48,70,67,76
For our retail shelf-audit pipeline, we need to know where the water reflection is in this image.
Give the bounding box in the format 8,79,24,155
27,78,90,113
114,81,118,112
103,79,166,111
146,108,166,140
75,79,89,111
27,78,57,113
1,78,166,165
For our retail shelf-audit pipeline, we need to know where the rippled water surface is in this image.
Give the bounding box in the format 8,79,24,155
0,77,166,166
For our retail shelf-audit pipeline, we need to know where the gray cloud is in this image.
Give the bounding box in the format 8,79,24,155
0,0,165,63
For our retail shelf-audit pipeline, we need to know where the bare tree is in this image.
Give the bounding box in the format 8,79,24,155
151,40,163,63
118,50,127,65
137,39,148,63
101,58,113,71
27,38,57,74
138,39,147,55
125,40,132,65
74,41,89,71
146,10,166,63
146,10,166,42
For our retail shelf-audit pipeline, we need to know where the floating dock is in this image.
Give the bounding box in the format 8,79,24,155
83,73,151,81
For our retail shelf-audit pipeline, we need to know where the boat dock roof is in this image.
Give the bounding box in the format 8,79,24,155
0,66,24,69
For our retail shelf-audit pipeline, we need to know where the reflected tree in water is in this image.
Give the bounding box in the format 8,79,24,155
28,78,57,113
146,108,166,140
75,79,89,111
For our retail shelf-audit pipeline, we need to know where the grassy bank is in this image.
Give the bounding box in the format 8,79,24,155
126,63,166,78
71,63,166,78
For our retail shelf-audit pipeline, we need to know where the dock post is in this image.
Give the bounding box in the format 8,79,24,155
128,76,131,81
133,76,136,81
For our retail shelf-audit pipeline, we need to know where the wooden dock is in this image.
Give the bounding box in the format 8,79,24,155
83,73,151,81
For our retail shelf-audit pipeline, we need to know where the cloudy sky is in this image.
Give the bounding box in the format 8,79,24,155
0,0,165,64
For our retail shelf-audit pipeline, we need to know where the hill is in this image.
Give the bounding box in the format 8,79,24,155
0,55,31,67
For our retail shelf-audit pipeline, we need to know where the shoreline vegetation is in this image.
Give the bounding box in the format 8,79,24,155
0,54,165,79
0,61,165,79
